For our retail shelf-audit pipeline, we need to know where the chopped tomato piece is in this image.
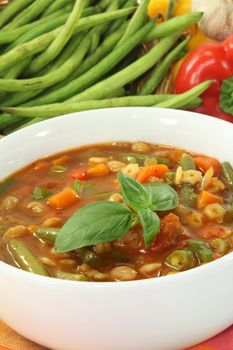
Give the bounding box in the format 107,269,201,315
197,191,223,209
47,188,79,210
151,213,184,252
197,224,231,240
137,164,169,183
70,168,87,180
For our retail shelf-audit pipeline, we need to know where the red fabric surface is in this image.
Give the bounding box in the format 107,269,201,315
0,321,232,350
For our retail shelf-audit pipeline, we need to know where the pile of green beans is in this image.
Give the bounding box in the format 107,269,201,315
0,0,207,134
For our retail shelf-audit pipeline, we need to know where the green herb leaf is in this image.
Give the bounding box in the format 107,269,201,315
118,173,150,211
220,76,233,116
138,208,160,247
180,155,196,171
0,178,15,195
144,183,179,211
32,186,52,200
55,201,134,253
187,240,213,263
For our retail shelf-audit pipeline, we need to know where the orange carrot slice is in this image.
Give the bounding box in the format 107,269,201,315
47,188,79,210
197,190,223,209
137,164,169,183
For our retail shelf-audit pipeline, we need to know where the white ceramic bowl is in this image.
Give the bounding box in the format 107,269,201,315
0,108,233,350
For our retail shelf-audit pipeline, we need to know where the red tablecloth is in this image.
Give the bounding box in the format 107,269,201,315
0,320,232,350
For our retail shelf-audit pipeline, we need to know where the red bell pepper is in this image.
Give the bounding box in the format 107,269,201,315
175,34,233,122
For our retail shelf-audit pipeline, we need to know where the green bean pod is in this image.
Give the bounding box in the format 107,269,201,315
3,95,200,119
153,81,212,109
165,249,196,271
27,0,86,74
221,162,233,190
35,227,59,244
145,12,203,42
55,271,89,281
117,0,150,46
0,33,91,92
0,0,34,29
187,240,213,263
7,239,49,276
42,0,74,17
68,32,181,103
6,0,57,30
0,8,135,73
180,155,196,171
139,38,188,95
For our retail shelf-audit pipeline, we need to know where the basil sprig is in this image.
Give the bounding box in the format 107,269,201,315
55,173,179,253
220,76,233,116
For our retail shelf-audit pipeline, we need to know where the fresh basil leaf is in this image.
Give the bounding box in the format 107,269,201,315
220,76,233,116
55,201,134,252
118,173,150,211
144,183,179,211
138,208,160,247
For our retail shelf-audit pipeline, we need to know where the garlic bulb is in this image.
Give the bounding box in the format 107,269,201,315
191,0,233,41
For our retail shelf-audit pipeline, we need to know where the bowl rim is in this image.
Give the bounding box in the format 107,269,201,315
0,106,233,288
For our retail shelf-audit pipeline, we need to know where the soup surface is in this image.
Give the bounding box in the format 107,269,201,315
0,142,233,282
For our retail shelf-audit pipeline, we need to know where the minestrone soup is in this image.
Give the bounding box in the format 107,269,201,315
0,142,233,282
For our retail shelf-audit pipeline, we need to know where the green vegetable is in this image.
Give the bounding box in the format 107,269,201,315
221,162,233,190
144,12,203,42
180,183,196,208
118,172,150,211
144,182,179,211
138,208,160,246
167,0,177,19
77,248,101,268
155,156,171,167
0,178,15,194
0,0,34,29
0,8,135,73
117,0,150,46
32,186,52,200
69,33,180,103
6,0,56,29
3,94,199,119
187,240,213,263
0,34,91,92
27,0,86,74
154,81,213,109
55,201,134,252
42,0,74,17
220,76,233,116
73,180,81,193
35,227,59,244
165,249,196,271
139,38,188,95
55,173,178,252
7,239,49,276
55,271,89,281
180,155,196,171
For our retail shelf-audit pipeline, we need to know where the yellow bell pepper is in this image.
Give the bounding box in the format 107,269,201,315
148,0,215,80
